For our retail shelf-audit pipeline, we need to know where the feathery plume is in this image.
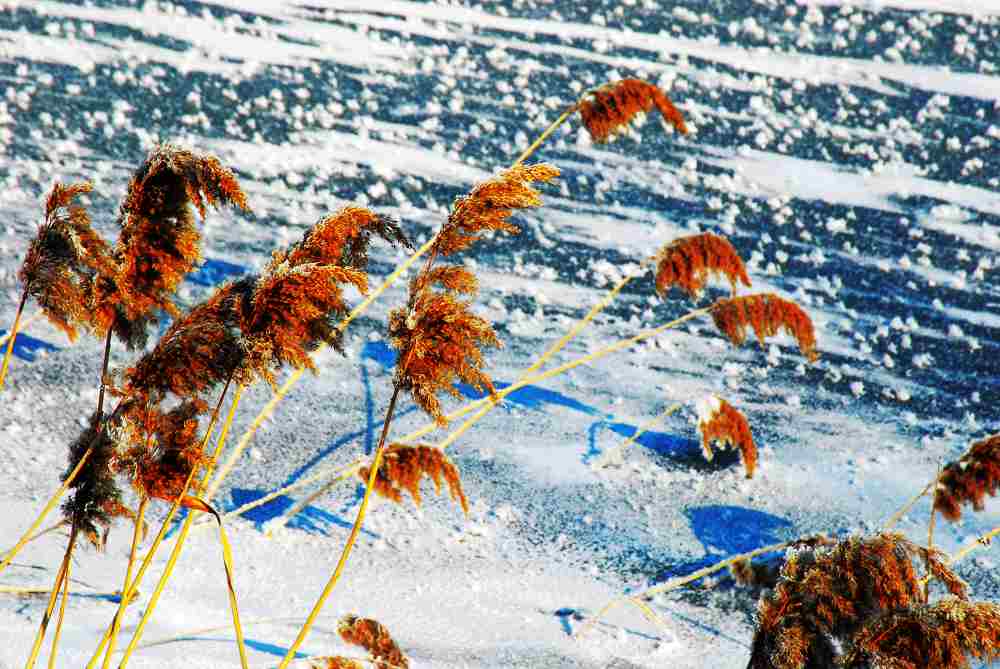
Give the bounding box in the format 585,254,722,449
748,533,967,669
654,232,750,299
283,206,412,270
846,598,1000,669
578,78,688,143
132,400,209,506
103,144,250,349
358,443,468,514
121,279,246,404
17,181,115,341
388,290,501,427
934,434,1000,522
307,659,363,669
695,395,757,478
337,615,409,669
433,163,559,258
711,293,818,362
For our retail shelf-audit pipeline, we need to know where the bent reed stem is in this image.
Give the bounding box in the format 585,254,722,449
117,379,244,669
882,480,935,531
0,286,29,391
99,498,148,669
512,103,579,167
277,386,402,669
593,402,683,468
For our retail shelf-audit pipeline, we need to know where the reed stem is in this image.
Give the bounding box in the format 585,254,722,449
25,526,77,669
881,480,935,531
96,330,113,417
45,549,71,669
512,104,579,167
116,378,241,669
592,402,683,468
276,385,402,669
99,498,148,669
0,286,29,391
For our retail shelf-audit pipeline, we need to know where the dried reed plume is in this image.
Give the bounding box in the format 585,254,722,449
282,206,412,271
433,163,559,258
933,433,1000,522
101,144,249,349
712,293,818,362
747,533,967,669
121,279,246,404
578,78,688,143
337,615,409,669
696,396,756,478
307,659,363,669
61,411,129,549
655,232,750,299
388,281,501,427
358,443,469,514
18,181,114,341
131,400,209,507
845,598,1000,669
730,536,834,591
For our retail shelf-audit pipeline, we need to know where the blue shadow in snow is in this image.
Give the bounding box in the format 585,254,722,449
1,331,60,362
227,488,377,538
186,257,248,286
651,505,794,585
153,636,308,659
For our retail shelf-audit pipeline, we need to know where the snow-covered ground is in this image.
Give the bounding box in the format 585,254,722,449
1,0,999,667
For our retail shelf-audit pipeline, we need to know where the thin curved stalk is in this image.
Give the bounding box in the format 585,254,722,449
24,526,77,669
882,480,935,531
592,402,683,469
264,462,364,536
116,380,242,669
45,553,71,669
512,103,579,167
276,386,402,669
0,286,29,391
99,498,148,669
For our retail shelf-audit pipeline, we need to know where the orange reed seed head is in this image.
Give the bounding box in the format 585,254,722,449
435,163,559,257
388,291,501,427
711,293,818,362
307,659,364,669
654,232,751,300
110,144,250,349
577,78,688,143
748,533,967,669
847,598,1000,669
934,433,1000,522
133,400,209,504
359,443,469,514
123,279,246,405
337,615,409,669
695,395,757,478
19,181,116,342
236,261,367,387
285,207,412,270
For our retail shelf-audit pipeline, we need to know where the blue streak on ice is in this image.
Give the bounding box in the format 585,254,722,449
0,331,60,362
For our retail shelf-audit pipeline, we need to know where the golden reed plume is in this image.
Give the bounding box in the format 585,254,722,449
337,615,409,669
845,598,1000,669
284,206,412,270
17,181,114,341
748,533,967,669
696,395,756,478
711,293,817,362
130,400,210,508
359,443,469,514
934,433,1000,522
655,232,750,299
578,78,688,143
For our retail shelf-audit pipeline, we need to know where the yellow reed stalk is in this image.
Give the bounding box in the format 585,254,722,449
264,461,364,536
207,236,437,501
99,498,148,669
0,289,29,391
512,103,579,167
45,554,71,669
117,383,244,669
88,381,231,667
215,514,249,669
882,480,936,531
276,387,401,669
578,538,792,639
592,402,683,469
25,527,77,669
0,447,94,578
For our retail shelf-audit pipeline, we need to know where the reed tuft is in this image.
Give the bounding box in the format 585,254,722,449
131,400,210,507
933,433,1000,522
748,533,967,669
337,615,409,669
284,206,412,271
845,598,1000,669
18,181,113,341
654,232,750,299
307,659,364,669
695,395,757,478
578,78,688,143
711,293,818,362
358,443,468,514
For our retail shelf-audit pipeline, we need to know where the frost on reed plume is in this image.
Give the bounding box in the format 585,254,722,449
747,533,968,669
712,293,818,362
696,395,756,478
359,443,469,514
578,77,688,142
654,232,751,299
933,433,1000,522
